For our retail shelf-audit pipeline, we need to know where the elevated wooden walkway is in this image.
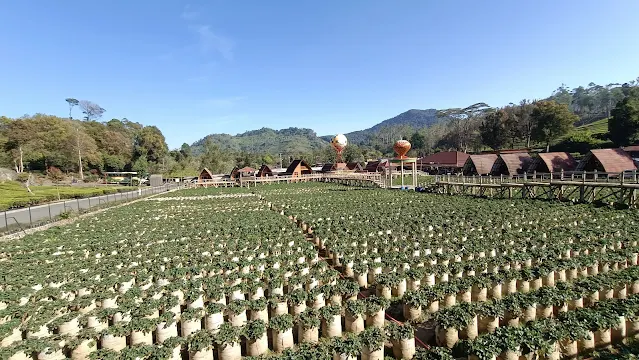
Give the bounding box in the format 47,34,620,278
431,171,639,207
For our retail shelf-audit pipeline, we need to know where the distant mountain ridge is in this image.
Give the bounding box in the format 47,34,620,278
336,109,440,144
192,108,442,154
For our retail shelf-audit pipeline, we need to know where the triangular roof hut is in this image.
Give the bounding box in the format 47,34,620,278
284,160,313,177
198,168,214,182
576,148,637,173
528,152,577,173
256,165,273,177
462,154,499,175
491,153,533,176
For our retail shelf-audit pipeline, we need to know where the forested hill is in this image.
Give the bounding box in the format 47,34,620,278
191,127,329,155
336,109,440,144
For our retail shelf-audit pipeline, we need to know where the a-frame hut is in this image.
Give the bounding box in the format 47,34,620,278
346,162,363,171
576,149,637,173
491,153,533,176
198,168,214,182
462,154,499,175
284,160,313,177
256,165,273,177
321,163,348,172
528,152,577,173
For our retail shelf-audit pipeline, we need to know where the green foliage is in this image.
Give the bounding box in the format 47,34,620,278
531,100,579,151
609,90,639,146
243,319,267,340
551,131,609,154
0,181,128,210
269,314,294,331
479,109,510,150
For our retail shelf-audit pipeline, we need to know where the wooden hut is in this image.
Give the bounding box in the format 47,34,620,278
576,148,637,173
462,154,498,175
256,165,273,177
230,166,256,179
321,163,348,172
198,168,214,182
491,153,533,176
346,162,363,171
417,151,469,173
364,160,382,172
284,160,313,177
364,160,398,173
528,152,577,173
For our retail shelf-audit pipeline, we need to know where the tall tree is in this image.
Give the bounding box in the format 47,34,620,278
437,103,491,152
66,98,84,179
479,109,509,150
65,98,79,120
531,100,578,152
609,88,639,146
514,100,536,148
78,100,106,121
409,132,426,156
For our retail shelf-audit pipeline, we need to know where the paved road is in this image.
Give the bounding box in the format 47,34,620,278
0,185,174,232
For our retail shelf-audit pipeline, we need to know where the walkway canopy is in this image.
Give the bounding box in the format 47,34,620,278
528,152,577,173
576,148,637,173
491,153,533,176
462,154,498,175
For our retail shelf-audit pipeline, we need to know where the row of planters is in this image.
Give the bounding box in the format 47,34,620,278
0,292,393,349
453,294,639,360
376,245,639,320
0,196,366,356
0,319,420,360
431,264,639,348
369,245,636,300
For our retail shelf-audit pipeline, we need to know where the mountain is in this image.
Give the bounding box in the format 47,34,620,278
191,127,329,155
191,108,443,154
326,109,441,144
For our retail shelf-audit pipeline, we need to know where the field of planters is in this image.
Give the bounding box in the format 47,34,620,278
2,182,639,360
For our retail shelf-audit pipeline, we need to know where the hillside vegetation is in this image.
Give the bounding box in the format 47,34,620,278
192,127,328,155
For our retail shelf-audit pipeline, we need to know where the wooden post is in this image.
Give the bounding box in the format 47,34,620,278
533,170,537,181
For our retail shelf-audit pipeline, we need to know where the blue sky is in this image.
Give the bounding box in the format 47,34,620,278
1,0,638,149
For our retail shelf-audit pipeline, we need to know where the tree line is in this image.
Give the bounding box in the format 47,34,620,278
366,78,639,157
2,77,638,179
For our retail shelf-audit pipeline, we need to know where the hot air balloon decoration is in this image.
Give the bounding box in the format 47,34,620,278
331,134,348,163
393,139,411,159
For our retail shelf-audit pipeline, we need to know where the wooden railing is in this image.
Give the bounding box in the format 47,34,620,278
187,172,385,188
435,170,639,186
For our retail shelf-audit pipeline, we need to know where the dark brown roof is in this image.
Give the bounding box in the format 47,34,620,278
465,154,499,175
533,152,576,172
588,149,637,173
495,153,533,175
284,159,313,174
199,168,214,180
419,151,469,168
346,162,362,171
364,161,381,172
256,165,273,177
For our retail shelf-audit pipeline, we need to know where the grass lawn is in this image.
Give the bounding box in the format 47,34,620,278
0,181,130,211
575,117,609,136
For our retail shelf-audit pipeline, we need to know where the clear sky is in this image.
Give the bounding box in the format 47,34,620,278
1,1,638,149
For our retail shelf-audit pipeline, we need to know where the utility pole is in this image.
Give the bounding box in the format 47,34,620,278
279,153,283,169
76,127,84,180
